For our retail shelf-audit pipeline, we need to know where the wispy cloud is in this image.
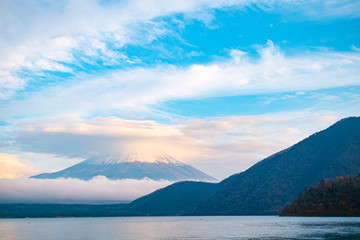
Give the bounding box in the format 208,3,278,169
1,42,359,120
1,0,359,99
0,0,241,98
277,0,360,19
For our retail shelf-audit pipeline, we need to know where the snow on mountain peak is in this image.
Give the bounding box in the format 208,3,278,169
84,153,184,165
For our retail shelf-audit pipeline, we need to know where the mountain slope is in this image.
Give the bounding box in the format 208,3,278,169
194,117,360,215
127,181,218,215
31,154,216,182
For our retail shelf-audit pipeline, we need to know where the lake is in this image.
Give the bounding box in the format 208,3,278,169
0,216,360,239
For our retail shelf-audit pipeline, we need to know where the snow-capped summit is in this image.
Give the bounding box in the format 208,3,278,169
84,153,184,165
31,153,216,182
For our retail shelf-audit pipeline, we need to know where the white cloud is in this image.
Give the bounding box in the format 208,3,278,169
1,0,359,99
0,176,172,203
0,74,25,99
1,43,359,119
0,0,249,98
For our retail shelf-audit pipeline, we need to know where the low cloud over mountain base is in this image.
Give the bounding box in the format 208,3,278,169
0,176,172,204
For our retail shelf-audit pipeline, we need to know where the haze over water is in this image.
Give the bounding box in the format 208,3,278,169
1,216,360,240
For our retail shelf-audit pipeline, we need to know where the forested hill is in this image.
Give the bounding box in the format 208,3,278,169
280,176,360,216
193,117,360,215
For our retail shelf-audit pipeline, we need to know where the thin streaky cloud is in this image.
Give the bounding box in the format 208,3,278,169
1,43,359,120
1,0,359,99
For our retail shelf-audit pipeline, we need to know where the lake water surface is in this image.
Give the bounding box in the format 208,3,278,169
0,216,360,240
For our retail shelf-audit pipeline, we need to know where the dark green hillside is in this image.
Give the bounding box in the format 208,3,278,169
194,117,360,215
127,181,218,215
280,176,360,216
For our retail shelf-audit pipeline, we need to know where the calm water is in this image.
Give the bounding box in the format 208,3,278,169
0,216,360,240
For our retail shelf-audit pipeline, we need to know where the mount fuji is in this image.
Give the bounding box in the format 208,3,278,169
31,154,216,182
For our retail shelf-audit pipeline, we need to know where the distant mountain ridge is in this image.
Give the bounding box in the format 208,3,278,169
31,154,216,182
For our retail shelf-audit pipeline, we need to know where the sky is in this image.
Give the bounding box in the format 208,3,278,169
0,0,360,202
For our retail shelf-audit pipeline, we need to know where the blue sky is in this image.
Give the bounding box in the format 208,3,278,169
0,0,360,181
